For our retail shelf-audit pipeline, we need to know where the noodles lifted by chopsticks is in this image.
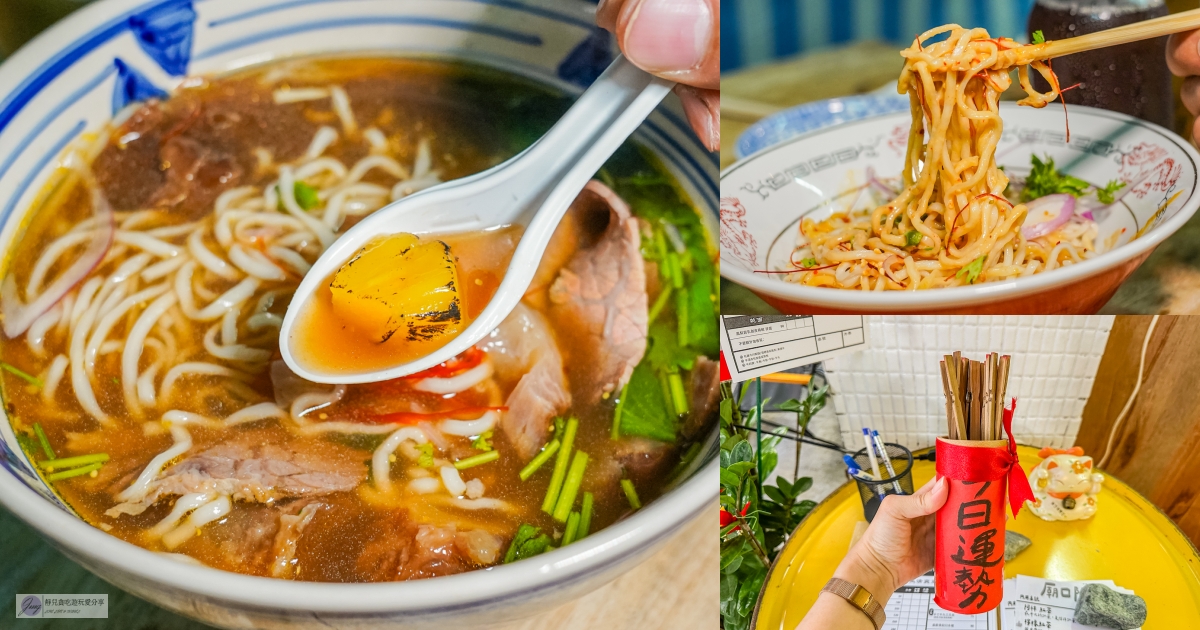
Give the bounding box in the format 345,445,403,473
783,25,1100,291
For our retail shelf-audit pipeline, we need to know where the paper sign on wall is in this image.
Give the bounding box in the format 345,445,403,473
718,315,867,384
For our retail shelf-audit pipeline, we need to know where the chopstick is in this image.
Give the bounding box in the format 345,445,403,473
1034,7,1200,60
940,351,1012,442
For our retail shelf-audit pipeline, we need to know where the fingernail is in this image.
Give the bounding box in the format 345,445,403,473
623,0,713,72
679,87,718,151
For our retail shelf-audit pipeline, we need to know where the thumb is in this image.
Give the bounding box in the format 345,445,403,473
608,0,718,89
885,477,949,520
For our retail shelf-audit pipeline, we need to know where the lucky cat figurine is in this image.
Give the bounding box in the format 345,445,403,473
1026,446,1104,521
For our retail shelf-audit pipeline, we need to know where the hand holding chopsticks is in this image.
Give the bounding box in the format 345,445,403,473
1032,7,1200,60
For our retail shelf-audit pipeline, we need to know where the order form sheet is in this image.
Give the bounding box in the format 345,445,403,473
883,574,1000,630
718,315,866,383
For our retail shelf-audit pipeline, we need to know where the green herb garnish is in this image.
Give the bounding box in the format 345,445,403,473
518,439,560,481
1096,180,1126,204
471,430,494,452
417,442,435,468
621,478,642,510
1,362,42,388
1032,30,1046,45
503,524,553,564
904,230,922,247
33,423,55,459
1021,154,1088,202
800,257,817,268
454,450,499,470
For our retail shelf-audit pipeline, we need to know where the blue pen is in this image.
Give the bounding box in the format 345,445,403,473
844,456,878,480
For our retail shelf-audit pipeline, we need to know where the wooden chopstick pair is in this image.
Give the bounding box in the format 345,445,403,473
939,352,1010,441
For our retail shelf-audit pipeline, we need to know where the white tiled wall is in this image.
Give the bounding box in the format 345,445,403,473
823,316,1114,451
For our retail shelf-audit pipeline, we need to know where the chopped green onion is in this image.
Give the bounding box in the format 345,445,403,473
1,362,42,388
454,450,499,470
647,286,672,326
659,370,676,418
552,451,589,522
46,462,103,482
542,417,578,513
668,371,689,416
38,453,108,472
675,289,689,348
417,442,435,468
666,253,684,289
519,440,560,481
621,479,642,510
561,511,581,546
610,382,629,440
579,492,594,538
33,423,55,459
654,228,669,264
471,430,494,452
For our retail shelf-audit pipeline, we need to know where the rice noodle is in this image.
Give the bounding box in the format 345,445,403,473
414,361,493,395
329,86,358,135
225,402,288,426
160,362,251,400
41,355,68,403
438,410,499,437
114,423,192,504
373,427,430,494
304,126,339,160
274,87,329,104
149,491,215,537
162,495,231,550
188,231,239,280
121,291,177,416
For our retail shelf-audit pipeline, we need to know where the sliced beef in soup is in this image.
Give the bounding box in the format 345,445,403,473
684,356,721,439
108,434,364,516
547,180,648,405
483,303,571,461
211,500,324,578
357,511,501,581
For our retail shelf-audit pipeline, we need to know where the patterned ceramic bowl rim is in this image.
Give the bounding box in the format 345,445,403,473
0,0,718,615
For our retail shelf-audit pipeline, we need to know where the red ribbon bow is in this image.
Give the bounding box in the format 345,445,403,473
936,398,1035,516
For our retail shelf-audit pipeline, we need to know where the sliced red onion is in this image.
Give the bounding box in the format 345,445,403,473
2,168,115,338
865,167,899,197
1020,193,1074,240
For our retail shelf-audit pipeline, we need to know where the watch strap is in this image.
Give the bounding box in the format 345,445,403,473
821,577,886,630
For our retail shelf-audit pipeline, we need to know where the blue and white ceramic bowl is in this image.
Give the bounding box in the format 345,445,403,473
0,1,718,628
734,90,909,160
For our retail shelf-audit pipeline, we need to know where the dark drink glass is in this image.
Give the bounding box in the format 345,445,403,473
1027,0,1173,129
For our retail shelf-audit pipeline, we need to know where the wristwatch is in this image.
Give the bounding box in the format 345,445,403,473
821,577,886,630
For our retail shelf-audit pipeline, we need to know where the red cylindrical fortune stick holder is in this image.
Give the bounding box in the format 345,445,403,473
934,438,1010,614
934,400,1035,614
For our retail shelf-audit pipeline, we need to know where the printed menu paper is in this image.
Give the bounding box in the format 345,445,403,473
1000,575,1142,630
718,315,866,384
883,574,999,629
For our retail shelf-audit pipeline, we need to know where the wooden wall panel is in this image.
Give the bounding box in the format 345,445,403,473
1077,315,1200,544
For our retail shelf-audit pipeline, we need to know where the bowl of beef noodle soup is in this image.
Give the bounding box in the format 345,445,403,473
0,1,719,627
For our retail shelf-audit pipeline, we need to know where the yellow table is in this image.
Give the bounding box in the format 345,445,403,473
755,445,1200,629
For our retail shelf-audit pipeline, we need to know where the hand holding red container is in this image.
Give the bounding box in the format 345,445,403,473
934,401,1036,613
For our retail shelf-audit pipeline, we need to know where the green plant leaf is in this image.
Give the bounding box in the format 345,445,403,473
618,362,677,442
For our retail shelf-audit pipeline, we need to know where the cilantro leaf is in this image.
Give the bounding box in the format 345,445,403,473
956,255,988,285
618,362,677,442
800,257,817,268
1021,154,1088,202
646,322,696,373
471,430,493,452
1032,30,1045,45
417,442,435,468
503,524,553,564
904,230,922,247
1096,180,1126,205
685,267,718,355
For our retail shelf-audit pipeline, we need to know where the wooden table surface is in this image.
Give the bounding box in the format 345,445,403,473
720,42,1200,316
0,505,717,629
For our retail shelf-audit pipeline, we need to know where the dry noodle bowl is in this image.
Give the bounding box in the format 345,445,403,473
782,25,1100,290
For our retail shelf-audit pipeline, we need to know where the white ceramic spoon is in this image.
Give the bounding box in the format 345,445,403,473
279,56,673,384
